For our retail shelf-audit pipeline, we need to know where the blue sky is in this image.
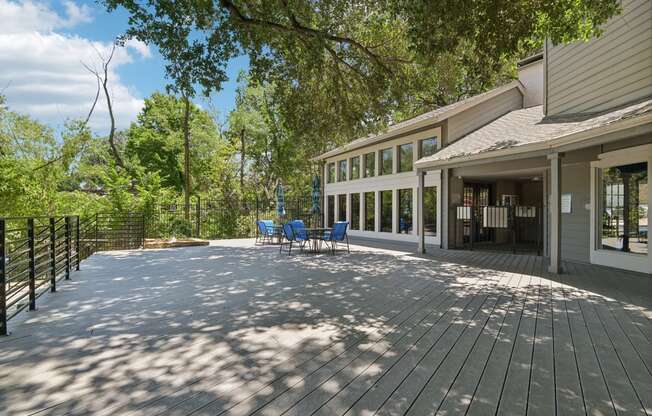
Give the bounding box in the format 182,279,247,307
0,0,249,132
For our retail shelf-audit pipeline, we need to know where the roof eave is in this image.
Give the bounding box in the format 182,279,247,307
414,112,652,170
314,81,525,161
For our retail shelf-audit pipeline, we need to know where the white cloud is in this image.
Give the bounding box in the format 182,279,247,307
0,0,150,132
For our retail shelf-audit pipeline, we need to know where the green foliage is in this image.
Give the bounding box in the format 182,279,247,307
101,0,620,152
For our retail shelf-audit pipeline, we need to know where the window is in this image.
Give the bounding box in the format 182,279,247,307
424,186,437,236
420,137,437,158
600,162,647,255
338,194,347,222
351,193,360,230
381,148,393,175
398,143,413,173
327,163,335,183
327,195,335,227
364,192,375,231
380,190,392,232
338,160,347,181
364,152,375,177
398,189,412,233
350,156,360,180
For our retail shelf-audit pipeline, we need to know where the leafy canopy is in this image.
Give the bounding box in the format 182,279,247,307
103,0,620,148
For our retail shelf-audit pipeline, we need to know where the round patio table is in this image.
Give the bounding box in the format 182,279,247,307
304,227,331,253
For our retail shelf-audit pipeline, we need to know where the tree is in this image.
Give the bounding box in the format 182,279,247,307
103,0,620,149
125,92,234,196
106,1,237,219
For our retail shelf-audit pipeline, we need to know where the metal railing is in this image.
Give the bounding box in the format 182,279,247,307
1,213,145,335
146,197,319,240
454,204,542,254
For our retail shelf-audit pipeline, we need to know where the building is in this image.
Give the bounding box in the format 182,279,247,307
315,0,652,274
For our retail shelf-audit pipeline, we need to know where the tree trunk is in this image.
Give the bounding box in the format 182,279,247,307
239,128,246,190
183,96,191,222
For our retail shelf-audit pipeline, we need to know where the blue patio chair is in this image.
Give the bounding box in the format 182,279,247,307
280,222,308,255
256,219,275,244
322,221,349,254
290,219,308,240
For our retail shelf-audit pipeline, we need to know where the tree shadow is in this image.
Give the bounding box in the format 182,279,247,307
0,239,649,415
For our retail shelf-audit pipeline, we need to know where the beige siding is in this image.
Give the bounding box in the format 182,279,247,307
546,0,652,115
446,88,523,144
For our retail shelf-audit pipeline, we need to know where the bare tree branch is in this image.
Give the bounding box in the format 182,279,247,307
83,43,124,168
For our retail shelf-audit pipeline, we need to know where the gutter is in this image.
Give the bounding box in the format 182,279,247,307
414,111,652,170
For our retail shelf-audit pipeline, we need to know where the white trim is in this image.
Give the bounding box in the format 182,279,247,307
313,83,523,161
325,170,441,245
589,143,652,274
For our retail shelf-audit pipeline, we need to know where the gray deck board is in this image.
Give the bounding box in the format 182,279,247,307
1,239,650,416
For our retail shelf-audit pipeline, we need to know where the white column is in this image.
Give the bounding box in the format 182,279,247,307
324,195,329,227
441,168,450,249
548,153,562,273
393,146,399,174
392,189,399,234
346,193,351,224
417,170,425,253
333,194,339,224
375,191,381,232
359,192,364,231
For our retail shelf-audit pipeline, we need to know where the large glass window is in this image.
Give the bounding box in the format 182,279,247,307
364,192,375,231
364,152,375,177
380,190,393,232
423,186,437,235
424,186,437,236
398,143,413,173
327,195,335,227
420,137,437,158
351,193,360,230
338,160,347,182
350,156,360,180
398,188,413,233
381,148,393,175
601,162,648,254
327,163,335,183
338,194,347,222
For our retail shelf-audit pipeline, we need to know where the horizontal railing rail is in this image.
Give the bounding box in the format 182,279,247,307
1,212,145,335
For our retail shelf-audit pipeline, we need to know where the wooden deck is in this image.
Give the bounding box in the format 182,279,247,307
0,239,650,415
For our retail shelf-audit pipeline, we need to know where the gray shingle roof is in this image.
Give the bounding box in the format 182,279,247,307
416,98,652,167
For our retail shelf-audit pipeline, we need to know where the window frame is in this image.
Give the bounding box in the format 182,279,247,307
419,137,438,158
338,159,347,182
398,143,413,173
327,162,336,183
350,156,361,180
363,152,375,178
380,148,393,176
589,144,652,274
380,190,393,232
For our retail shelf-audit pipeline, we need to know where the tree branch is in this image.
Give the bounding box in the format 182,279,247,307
219,0,397,74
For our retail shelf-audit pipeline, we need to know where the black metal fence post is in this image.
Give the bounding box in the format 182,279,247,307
196,197,201,238
65,216,71,280
49,218,56,292
469,207,475,251
94,213,99,253
27,218,36,311
0,218,7,335
75,216,80,271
